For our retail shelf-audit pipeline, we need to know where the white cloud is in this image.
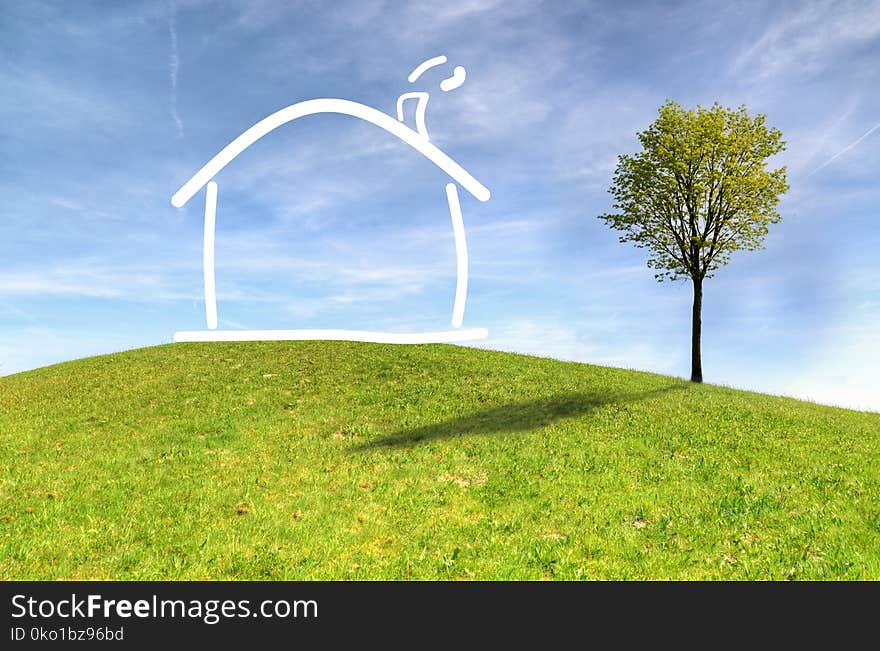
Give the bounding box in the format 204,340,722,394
786,312,880,412
473,318,597,363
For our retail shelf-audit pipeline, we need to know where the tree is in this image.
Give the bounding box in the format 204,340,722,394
599,101,788,383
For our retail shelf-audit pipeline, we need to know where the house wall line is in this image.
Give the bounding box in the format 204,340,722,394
203,181,218,330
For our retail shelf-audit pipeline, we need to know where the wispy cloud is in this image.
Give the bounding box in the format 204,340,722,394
730,0,880,81
168,0,184,138
0,259,196,300
807,121,880,177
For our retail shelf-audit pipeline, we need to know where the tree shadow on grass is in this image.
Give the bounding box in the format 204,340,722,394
354,384,685,451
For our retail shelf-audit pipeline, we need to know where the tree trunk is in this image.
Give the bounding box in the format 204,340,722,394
690,275,703,383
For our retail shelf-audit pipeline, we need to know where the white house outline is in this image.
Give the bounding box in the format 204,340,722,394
171,97,490,344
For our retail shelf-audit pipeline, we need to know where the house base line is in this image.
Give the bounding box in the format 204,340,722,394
172,328,489,344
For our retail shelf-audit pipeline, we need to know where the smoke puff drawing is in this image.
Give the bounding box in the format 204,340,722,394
172,57,490,344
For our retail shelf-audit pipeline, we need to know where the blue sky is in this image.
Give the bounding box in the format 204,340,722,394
2,0,879,411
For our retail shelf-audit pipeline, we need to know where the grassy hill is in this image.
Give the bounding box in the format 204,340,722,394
1,342,878,580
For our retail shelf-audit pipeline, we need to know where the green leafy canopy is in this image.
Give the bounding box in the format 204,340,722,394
599,101,789,282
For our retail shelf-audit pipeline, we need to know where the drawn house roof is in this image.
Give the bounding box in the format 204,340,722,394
172,98,490,208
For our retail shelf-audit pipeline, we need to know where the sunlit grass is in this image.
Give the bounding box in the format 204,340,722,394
1,342,878,579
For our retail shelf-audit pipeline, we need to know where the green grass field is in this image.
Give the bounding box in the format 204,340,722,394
1,342,878,579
